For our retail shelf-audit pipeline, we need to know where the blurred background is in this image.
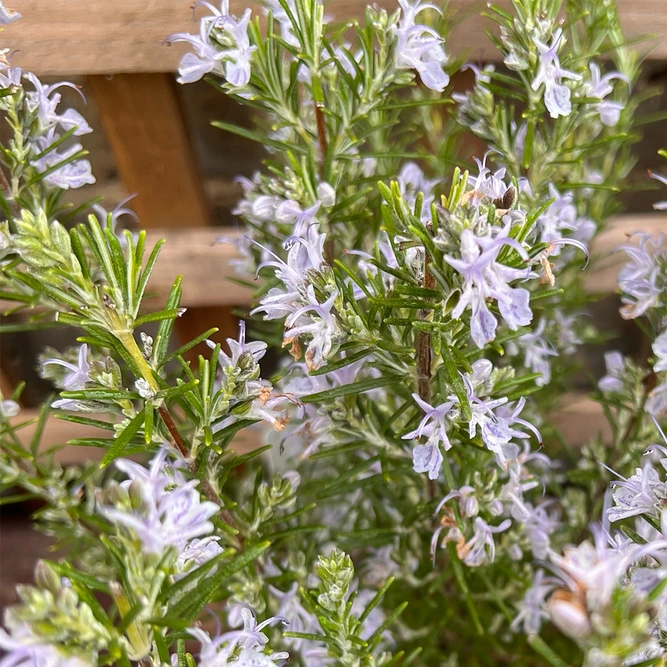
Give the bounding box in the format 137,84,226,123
1,0,667,619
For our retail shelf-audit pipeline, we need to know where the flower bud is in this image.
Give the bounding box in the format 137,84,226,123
35,560,61,593
317,182,336,207
547,589,592,640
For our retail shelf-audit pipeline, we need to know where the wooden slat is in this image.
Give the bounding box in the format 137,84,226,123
4,1,667,77
87,74,211,229
0,213,662,314
88,73,239,354
144,228,252,308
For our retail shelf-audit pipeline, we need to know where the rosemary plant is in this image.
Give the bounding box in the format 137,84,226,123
1,0,666,665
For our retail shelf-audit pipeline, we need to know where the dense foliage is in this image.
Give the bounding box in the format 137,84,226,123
1,0,667,665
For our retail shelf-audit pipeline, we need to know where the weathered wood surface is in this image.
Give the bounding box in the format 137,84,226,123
88,74,212,230
145,213,667,307
3,1,666,77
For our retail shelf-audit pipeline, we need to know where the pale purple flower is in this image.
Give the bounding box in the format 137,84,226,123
459,517,511,567
42,344,91,392
511,497,561,559
467,153,510,203
451,63,493,107
0,62,21,89
284,289,341,369
412,441,444,480
24,74,91,136
360,545,402,586
395,0,449,93
584,63,629,127
0,398,19,419
650,171,667,211
435,485,479,518
0,1,20,23
31,135,95,190
262,0,299,47
607,461,665,522
251,227,342,370
99,450,221,562
511,570,556,636
513,319,558,386
169,1,255,87
531,29,582,118
445,223,533,348
403,393,456,479
187,607,288,667
617,232,666,319
548,525,641,611
275,200,321,237
0,623,90,667
537,184,577,249
490,398,543,468
647,381,667,418
92,195,138,242
599,351,625,393
206,321,267,369
397,161,440,221
553,309,583,354
654,330,667,373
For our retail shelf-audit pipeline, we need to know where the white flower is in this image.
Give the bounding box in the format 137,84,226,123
617,232,666,319
403,393,456,479
607,461,666,522
511,570,555,636
599,351,625,393
458,517,511,567
395,0,449,93
0,1,20,24
99,450,221,565
316,182,336,207
169,0,255,87
531,29,582,118
187,607,288,667
0,622,91,667
135,379,155,399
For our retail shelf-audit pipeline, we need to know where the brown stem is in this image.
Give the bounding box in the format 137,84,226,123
417,247,436,403
324,238,334,267
157,404,242,544
0,167,19,219
417,233,437,499
314,103,327,181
